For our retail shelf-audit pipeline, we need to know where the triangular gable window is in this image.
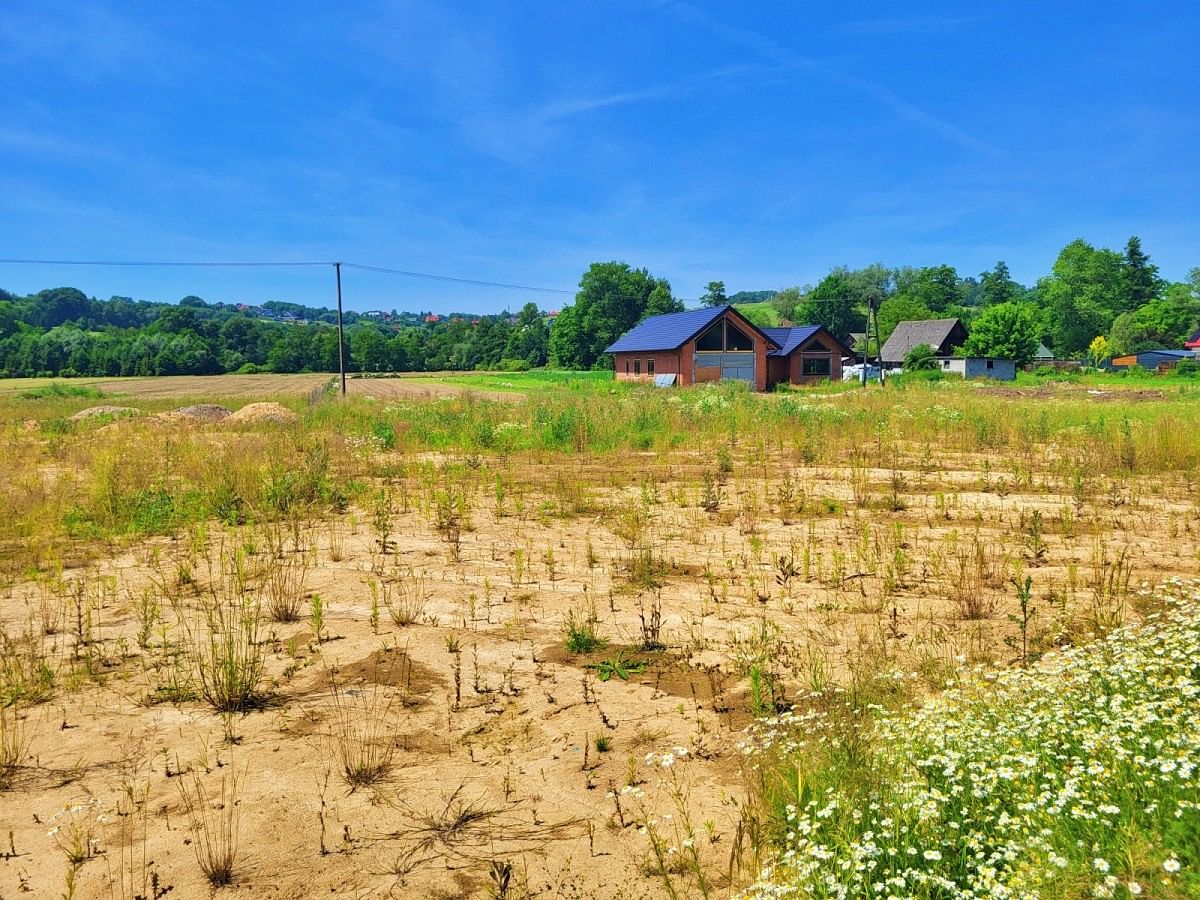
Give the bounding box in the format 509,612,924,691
695,317,755,352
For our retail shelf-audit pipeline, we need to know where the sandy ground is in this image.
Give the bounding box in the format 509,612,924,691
1,447,1196,898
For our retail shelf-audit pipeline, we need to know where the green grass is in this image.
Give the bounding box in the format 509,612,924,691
16,382,106,400
734,301,783,327
743,579,1200,899
409,368,617,393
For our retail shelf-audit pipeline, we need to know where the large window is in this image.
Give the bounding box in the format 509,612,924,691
695,318,755,352
725,321,754,351
647,359,655,375
633,360,641,375
696,321,724,351
802,356,832,376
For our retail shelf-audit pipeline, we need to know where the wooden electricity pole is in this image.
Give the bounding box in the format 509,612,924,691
334,262,346,397
871,295,886,385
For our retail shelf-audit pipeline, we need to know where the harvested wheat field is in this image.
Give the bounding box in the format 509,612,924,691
0,373,333,400
0,376,1198,899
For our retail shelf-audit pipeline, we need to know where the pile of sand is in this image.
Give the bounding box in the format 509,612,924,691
68,405,139,422
224,402,298,425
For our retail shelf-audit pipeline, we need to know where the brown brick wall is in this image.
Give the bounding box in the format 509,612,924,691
613,350,684,384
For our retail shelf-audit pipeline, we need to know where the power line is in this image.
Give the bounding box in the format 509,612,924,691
0,258,332,267
341,262,575,296
0,256,795,304
0,257,578,295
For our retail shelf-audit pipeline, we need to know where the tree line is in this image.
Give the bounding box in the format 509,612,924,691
3,236,1197,378
754,238,1198,365
0,289,550,378
544,238,1199,371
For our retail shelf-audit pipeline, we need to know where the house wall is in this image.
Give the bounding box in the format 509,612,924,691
613,350,684,384
766,331,846,387
788,332,845,385
766,356,790,387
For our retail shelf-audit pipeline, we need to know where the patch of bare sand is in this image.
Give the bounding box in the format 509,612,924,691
225,401,299,425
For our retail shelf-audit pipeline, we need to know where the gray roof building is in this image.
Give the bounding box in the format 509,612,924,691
880,318,968,364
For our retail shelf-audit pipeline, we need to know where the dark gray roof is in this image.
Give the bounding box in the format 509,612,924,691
604,305,779,354
880,318,967,364
604,306,727,353
762,326,819,356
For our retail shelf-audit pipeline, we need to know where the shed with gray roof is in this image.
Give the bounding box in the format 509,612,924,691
879,318,968,365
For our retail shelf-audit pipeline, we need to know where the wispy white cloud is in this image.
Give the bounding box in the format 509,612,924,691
533,64,755,122
650,0,1000,157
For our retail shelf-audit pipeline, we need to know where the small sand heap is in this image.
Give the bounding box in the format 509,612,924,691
224,402,298,425
69,405,139,422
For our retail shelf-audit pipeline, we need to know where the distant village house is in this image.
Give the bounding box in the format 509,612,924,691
604,305,853,391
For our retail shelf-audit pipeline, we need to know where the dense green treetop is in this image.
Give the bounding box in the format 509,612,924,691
961,302,1040,366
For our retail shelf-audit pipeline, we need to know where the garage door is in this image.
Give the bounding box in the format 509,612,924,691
696,352,755,383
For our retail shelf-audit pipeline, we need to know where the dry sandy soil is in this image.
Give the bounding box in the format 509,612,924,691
0,443,1195,898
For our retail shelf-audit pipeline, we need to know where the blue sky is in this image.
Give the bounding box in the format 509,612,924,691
2,1,1198,313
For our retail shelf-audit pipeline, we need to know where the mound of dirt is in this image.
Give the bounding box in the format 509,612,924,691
170,404,232,422
68,405,139,422
224,401,299,425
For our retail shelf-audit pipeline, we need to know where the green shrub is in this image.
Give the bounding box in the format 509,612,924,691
18,382,104,400
902,343,938,371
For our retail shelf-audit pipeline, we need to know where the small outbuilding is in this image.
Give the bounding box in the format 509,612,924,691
880,318,968,366
604,305,852,391
1109,349,1196,371
936,356,1017,381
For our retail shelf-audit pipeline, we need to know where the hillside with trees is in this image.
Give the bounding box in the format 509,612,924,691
0,288,551,378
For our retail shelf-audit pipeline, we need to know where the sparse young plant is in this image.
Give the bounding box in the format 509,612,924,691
174,573,265,713
564,609,605,655
178,770,242,888
328,675,396,789
386,568,430,627
0,706,30,790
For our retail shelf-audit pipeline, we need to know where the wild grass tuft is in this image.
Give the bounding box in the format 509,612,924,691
328,674,397,789
179,770,242,888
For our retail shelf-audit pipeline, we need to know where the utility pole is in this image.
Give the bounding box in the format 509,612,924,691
871,295,886,385
334,261,346,397
860,300,869,387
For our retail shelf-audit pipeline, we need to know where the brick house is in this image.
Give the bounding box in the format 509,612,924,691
604,306,852,390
